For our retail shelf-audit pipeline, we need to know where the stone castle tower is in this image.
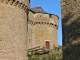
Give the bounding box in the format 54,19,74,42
27,7,59,49
0,0,58,60
61,0,80,60
0,0,30,60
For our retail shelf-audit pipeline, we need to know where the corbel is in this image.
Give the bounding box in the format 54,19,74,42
17,2,21,8
13,1,19,6
9,0,13,5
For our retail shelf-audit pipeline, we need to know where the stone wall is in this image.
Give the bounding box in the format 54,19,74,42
0,0,29,60
61,0,80,60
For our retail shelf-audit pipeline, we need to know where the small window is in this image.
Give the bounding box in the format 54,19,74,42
29,39,30,43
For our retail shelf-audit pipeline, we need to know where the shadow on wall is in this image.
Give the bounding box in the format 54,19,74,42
62,12,80,60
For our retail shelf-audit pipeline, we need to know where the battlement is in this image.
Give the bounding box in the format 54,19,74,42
0,0,29,12
34,13,58,24
28,11,58,29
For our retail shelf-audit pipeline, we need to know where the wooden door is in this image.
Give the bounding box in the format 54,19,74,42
46,41,50,49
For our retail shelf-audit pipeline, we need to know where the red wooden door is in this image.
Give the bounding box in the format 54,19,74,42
46,41,50,49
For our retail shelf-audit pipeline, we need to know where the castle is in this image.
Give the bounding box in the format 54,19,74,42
0,0,58,60
61,0,80,60
27,6,59,49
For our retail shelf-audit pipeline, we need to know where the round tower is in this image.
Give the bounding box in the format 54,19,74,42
33,13,59,49
0,0,29,60
28,12,59,49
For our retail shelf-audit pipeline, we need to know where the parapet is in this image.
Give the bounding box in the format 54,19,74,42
0,0,29,12
0,0,30,6
28,8,59,29
34,13,59,28
34,13,58,25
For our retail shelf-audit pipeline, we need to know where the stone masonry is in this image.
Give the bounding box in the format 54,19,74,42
27,7,59,49
0,0,59,60
0,0,29,60
61,0,80,60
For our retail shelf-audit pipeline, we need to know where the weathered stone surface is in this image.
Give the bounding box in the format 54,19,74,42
27,11,58,49
61,0,80,60
0,0,29,60
0,0,58,60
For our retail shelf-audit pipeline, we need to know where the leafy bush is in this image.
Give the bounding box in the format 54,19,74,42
28,45,62,60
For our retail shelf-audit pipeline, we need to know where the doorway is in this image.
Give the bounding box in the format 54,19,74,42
45,41,50,49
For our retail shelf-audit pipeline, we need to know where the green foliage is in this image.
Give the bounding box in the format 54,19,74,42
28,45,62,60
28,55,40,60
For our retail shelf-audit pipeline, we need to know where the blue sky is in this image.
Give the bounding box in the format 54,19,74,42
30,0,62,46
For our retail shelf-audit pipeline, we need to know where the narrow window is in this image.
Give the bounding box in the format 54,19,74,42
29,39,30,43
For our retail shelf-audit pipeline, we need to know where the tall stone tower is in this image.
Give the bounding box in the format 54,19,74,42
0,0,29,60
61,0,80,60
27,7,59,49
